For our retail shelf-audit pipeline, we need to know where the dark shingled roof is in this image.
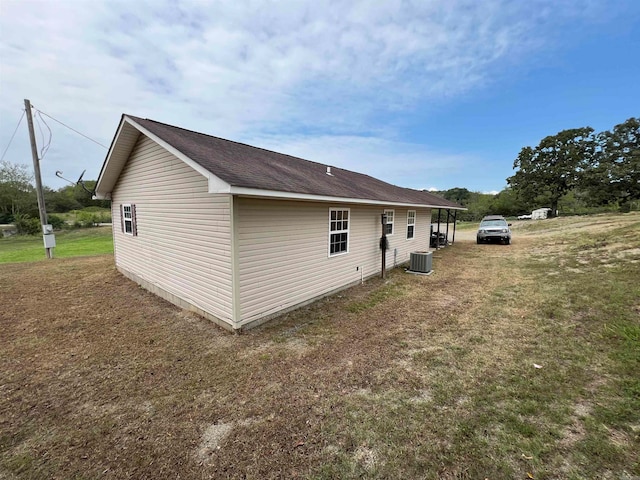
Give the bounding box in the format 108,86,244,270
128,115,462,209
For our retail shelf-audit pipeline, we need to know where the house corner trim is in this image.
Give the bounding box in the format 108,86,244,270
230,194,242,328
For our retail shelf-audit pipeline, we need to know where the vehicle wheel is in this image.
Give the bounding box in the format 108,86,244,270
476,238,481,244
505,238,511,245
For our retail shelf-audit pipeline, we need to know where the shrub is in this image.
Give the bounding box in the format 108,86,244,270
98,210,112,223
81,206,104,213
48,214,65,230
13,214,41,235
77,211,97,227
74,209,111,227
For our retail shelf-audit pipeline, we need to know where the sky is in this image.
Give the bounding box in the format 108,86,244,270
1,0,639,194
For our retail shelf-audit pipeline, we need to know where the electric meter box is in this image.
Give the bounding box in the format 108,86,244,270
42,224,53,234
43,234,56,249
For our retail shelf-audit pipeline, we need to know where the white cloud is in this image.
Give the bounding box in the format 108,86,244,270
0,0,618,189
245,133,471,191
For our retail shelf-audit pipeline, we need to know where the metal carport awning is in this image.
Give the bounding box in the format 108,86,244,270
433,208,457,248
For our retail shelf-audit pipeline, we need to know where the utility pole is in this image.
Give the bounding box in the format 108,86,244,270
24,99,53,259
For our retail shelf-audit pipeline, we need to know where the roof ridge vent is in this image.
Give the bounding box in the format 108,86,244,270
326,166,333,176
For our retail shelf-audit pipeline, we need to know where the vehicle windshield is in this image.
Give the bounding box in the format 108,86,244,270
480,220,507,227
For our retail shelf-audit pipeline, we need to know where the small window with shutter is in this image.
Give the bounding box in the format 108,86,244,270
121,204,137,236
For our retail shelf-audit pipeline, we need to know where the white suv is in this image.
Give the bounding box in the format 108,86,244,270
477,215,512,245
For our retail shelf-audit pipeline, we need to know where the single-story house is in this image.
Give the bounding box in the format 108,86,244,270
95,115,464,331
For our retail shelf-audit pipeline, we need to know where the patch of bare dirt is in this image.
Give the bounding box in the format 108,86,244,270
196,423,234,464
353,446,379,471
558,402,591,448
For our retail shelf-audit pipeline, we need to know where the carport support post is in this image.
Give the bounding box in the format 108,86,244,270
445,209,451,245
436,209,442,248
452,210,457,244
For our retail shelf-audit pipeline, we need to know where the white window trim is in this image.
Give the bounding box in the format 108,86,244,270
384,209,394,236
328,207,350,257
407,210,416,240
123,203,134,236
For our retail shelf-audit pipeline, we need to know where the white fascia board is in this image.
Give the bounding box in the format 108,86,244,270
227,186,467,210
94,117,127,198
124,116,231,194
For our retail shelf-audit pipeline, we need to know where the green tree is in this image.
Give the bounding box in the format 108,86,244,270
508,127,595,216
0,160,37,222
431,189,500,222
489,188,528,217
581,117,639,211
442,187,472,206
44,186,82,213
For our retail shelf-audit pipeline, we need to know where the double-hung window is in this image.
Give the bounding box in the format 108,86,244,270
407,210,416,239
329,208,349,256
121,204,137,236
384,209,394,235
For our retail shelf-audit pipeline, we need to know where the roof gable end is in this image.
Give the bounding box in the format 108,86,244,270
94,116,230,199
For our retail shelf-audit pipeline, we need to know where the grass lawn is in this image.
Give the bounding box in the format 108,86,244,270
1,213,638,479
0,226,113,263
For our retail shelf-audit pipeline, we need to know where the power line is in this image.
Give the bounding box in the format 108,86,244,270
34,108,109,149
35,111,53,160
1,109,26,162
34,111,46,156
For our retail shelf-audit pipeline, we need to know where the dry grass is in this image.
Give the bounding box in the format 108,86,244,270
1,213,639,479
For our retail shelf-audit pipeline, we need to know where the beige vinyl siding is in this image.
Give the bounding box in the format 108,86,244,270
236,197,430,325
384,208,430,269
111,135,233,324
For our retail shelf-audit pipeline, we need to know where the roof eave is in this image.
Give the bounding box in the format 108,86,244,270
225,186,467,210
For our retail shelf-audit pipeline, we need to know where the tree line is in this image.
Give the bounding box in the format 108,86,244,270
435,117,639,221
508,117,639,216
431,188,522,222
0,160,109,224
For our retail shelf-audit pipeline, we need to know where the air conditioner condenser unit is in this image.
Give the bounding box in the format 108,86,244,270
409,251,432,274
